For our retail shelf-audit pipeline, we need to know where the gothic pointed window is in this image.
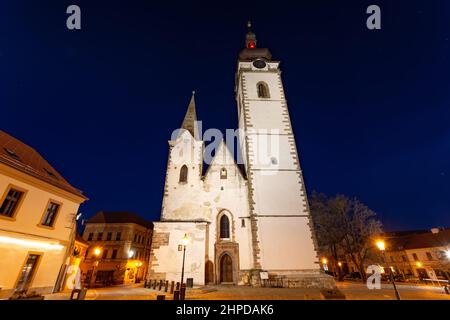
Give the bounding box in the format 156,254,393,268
179,165,188,184
257,82,270,99
220,215,230,239
220,168,227,180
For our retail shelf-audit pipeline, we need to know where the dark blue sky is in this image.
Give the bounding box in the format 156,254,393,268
1,1,449,231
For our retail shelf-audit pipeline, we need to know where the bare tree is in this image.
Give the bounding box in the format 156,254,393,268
340,198,382,282
310,193,382,282
310,192,347,280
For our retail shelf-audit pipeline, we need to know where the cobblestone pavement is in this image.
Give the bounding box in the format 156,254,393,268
45,281,450,300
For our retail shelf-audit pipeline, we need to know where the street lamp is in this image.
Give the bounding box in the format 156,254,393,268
416,262,422,268
180,234,189,285
89,247,102,288
128,250,135,258
376,240,401,300
445,250,450,260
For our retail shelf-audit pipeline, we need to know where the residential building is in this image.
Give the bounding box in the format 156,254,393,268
0,130,87,298
80,211,153,287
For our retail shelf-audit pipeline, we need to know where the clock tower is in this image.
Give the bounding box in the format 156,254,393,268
236,23,333,287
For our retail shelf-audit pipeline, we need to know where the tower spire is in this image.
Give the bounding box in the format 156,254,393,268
180,91,200,140
245,21,257,49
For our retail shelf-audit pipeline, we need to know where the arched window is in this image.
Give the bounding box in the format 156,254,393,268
257,82,270,98
220,168,227,179
179,165,188,183
220,215,230,239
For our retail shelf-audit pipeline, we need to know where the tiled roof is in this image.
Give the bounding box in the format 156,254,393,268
385,229,450,251
0,130,87,199
87,211,153,229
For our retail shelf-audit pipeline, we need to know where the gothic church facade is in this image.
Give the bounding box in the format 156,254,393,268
147,26,334,288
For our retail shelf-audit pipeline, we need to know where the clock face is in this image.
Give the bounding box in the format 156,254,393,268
253,59,267,69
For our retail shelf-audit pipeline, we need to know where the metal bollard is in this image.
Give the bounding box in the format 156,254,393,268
173,290,180,300
165,280,169,292
176,282,180,291
158,280,163,291
170,281,175,294
153,280,157,290
180,284,186,300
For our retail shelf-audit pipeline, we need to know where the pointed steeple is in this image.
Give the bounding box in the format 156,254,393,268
180,91,200,140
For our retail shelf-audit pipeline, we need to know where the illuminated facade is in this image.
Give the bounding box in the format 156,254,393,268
0,130,87,299
147,26,335,289
80,211,153,287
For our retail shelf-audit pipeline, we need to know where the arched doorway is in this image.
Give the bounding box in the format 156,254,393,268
220,254,233,283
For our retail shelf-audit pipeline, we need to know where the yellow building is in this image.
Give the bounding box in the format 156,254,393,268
0,130,87,299
62,234,89,292
80,211,153,287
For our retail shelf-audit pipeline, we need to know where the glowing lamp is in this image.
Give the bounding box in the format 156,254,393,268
182,234,189,246
376,240,385,251
321,258,328,265
338,262,342,267
416,262,422,268
248,41,256,49
93,247,102,256
128,250,135,258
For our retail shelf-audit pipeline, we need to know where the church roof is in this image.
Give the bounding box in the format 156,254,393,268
179,92,200,140
0,130,87,199
203,139,247,180
87,211,154,229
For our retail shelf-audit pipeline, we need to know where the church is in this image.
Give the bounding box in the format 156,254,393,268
147,25,334,289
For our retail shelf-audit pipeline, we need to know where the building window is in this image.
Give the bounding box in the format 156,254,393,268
0,188,24,218
40,202,60,227
179,165,188,183
241,219,245,228
257,82,270,99
134,234,137,242
97,233,103,241
107,232,112,241
112,249,118,259
88,233,94,241
116,232,121,241
102,249,108,259
426,252,433,261
412,253,419,261
220,168,227,179
15,254,40,292
220,215,230,239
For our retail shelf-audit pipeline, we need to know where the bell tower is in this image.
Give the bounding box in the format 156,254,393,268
235,23,334,288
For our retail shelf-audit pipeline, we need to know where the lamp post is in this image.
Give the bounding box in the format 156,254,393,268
376,240,401,300
89,247,102,288
180,234,189,287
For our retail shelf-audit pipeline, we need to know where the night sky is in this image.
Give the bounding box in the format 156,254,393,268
1,1,449,231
